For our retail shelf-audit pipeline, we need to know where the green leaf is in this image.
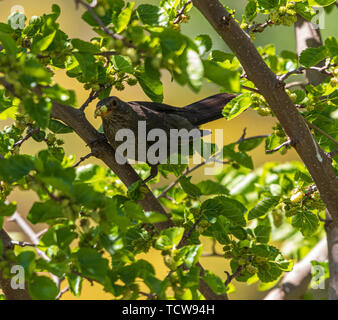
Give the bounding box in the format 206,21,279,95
23,97,52,129
137,4,169,26
124,201,167,223
0,23,13,33
292,211,319,236
0,32,17,57
254,225,271,243
73,53,97,81
31,30,56,53
299,46,329,68
0,155,35,183
71,38,99,54
196,180,229,195
0,201,16,217
194,35,212,56
325,37,338,58
40,224,77,249
66,273,82,297
257,0,279,9
248,197,280,220
179,176,202,198
238,136,265,152
136,70,163,102
116,2,135,33
27,200,64,224
155,227,185,250
178,245,203,268
308,0,336,6
185,48,204,92
201,270,226,295
222,93,251,120
28,275,58,300
295,2,316,21
223,145,253,169
42,84,76,107
74,248,109,283
201,196,246,227
203,60,240,92
257,262,283,283
48,119,73,134
111,55,133,73
245,1,258,21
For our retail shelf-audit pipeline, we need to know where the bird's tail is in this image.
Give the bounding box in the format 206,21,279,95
182,93,236,126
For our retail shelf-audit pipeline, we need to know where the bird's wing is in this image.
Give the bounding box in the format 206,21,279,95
128,101,188,114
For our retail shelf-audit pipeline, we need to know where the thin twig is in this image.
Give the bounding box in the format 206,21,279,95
279,63,333,82
56,286,70,300
266,139,291,153
246,20,273,33
173,0,192,24
241,85,260,93
305,119,338,147
80,84,113,111
94,51,118,57
73,152,94,167
12,125,39,149
75,0,136,49
285,81,306,89
224,265,245,288
158,130,269,199
11,241,37,248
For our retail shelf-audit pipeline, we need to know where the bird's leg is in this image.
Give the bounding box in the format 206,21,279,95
143,165,158,184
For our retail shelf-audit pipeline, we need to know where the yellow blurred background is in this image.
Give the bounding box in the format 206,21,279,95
0,0,337,299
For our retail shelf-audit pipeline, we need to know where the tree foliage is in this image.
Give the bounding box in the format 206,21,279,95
0,0,337,300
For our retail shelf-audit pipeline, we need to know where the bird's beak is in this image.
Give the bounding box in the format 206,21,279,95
94,105,108,118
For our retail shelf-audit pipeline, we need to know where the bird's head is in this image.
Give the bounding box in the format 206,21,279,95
94,96,121,118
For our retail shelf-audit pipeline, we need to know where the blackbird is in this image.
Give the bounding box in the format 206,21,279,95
94,93,236,182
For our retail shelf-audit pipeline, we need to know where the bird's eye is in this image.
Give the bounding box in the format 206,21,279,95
112,99,117,106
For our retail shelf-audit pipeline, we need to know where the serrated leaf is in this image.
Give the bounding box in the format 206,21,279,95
27,200,64,224
136,71,163,102
299,46,329,68
111,55,133,73
23,97,52,129
71,38,98,54
179,176,202,198
74,248,109,283
0,155,35,183
245,1,258,21
248,197,280,220
292,211,319,236
31,30,56,53
201,196,246,227
222,93,251,120
48,119,73,134
203,60,240,92
154,227,184,250
28,275,58,300
201,271,226,295
325,37,338,58
137,4,169,26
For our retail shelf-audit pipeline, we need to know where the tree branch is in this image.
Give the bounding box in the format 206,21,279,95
191,0,338,229
264,238,327,300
